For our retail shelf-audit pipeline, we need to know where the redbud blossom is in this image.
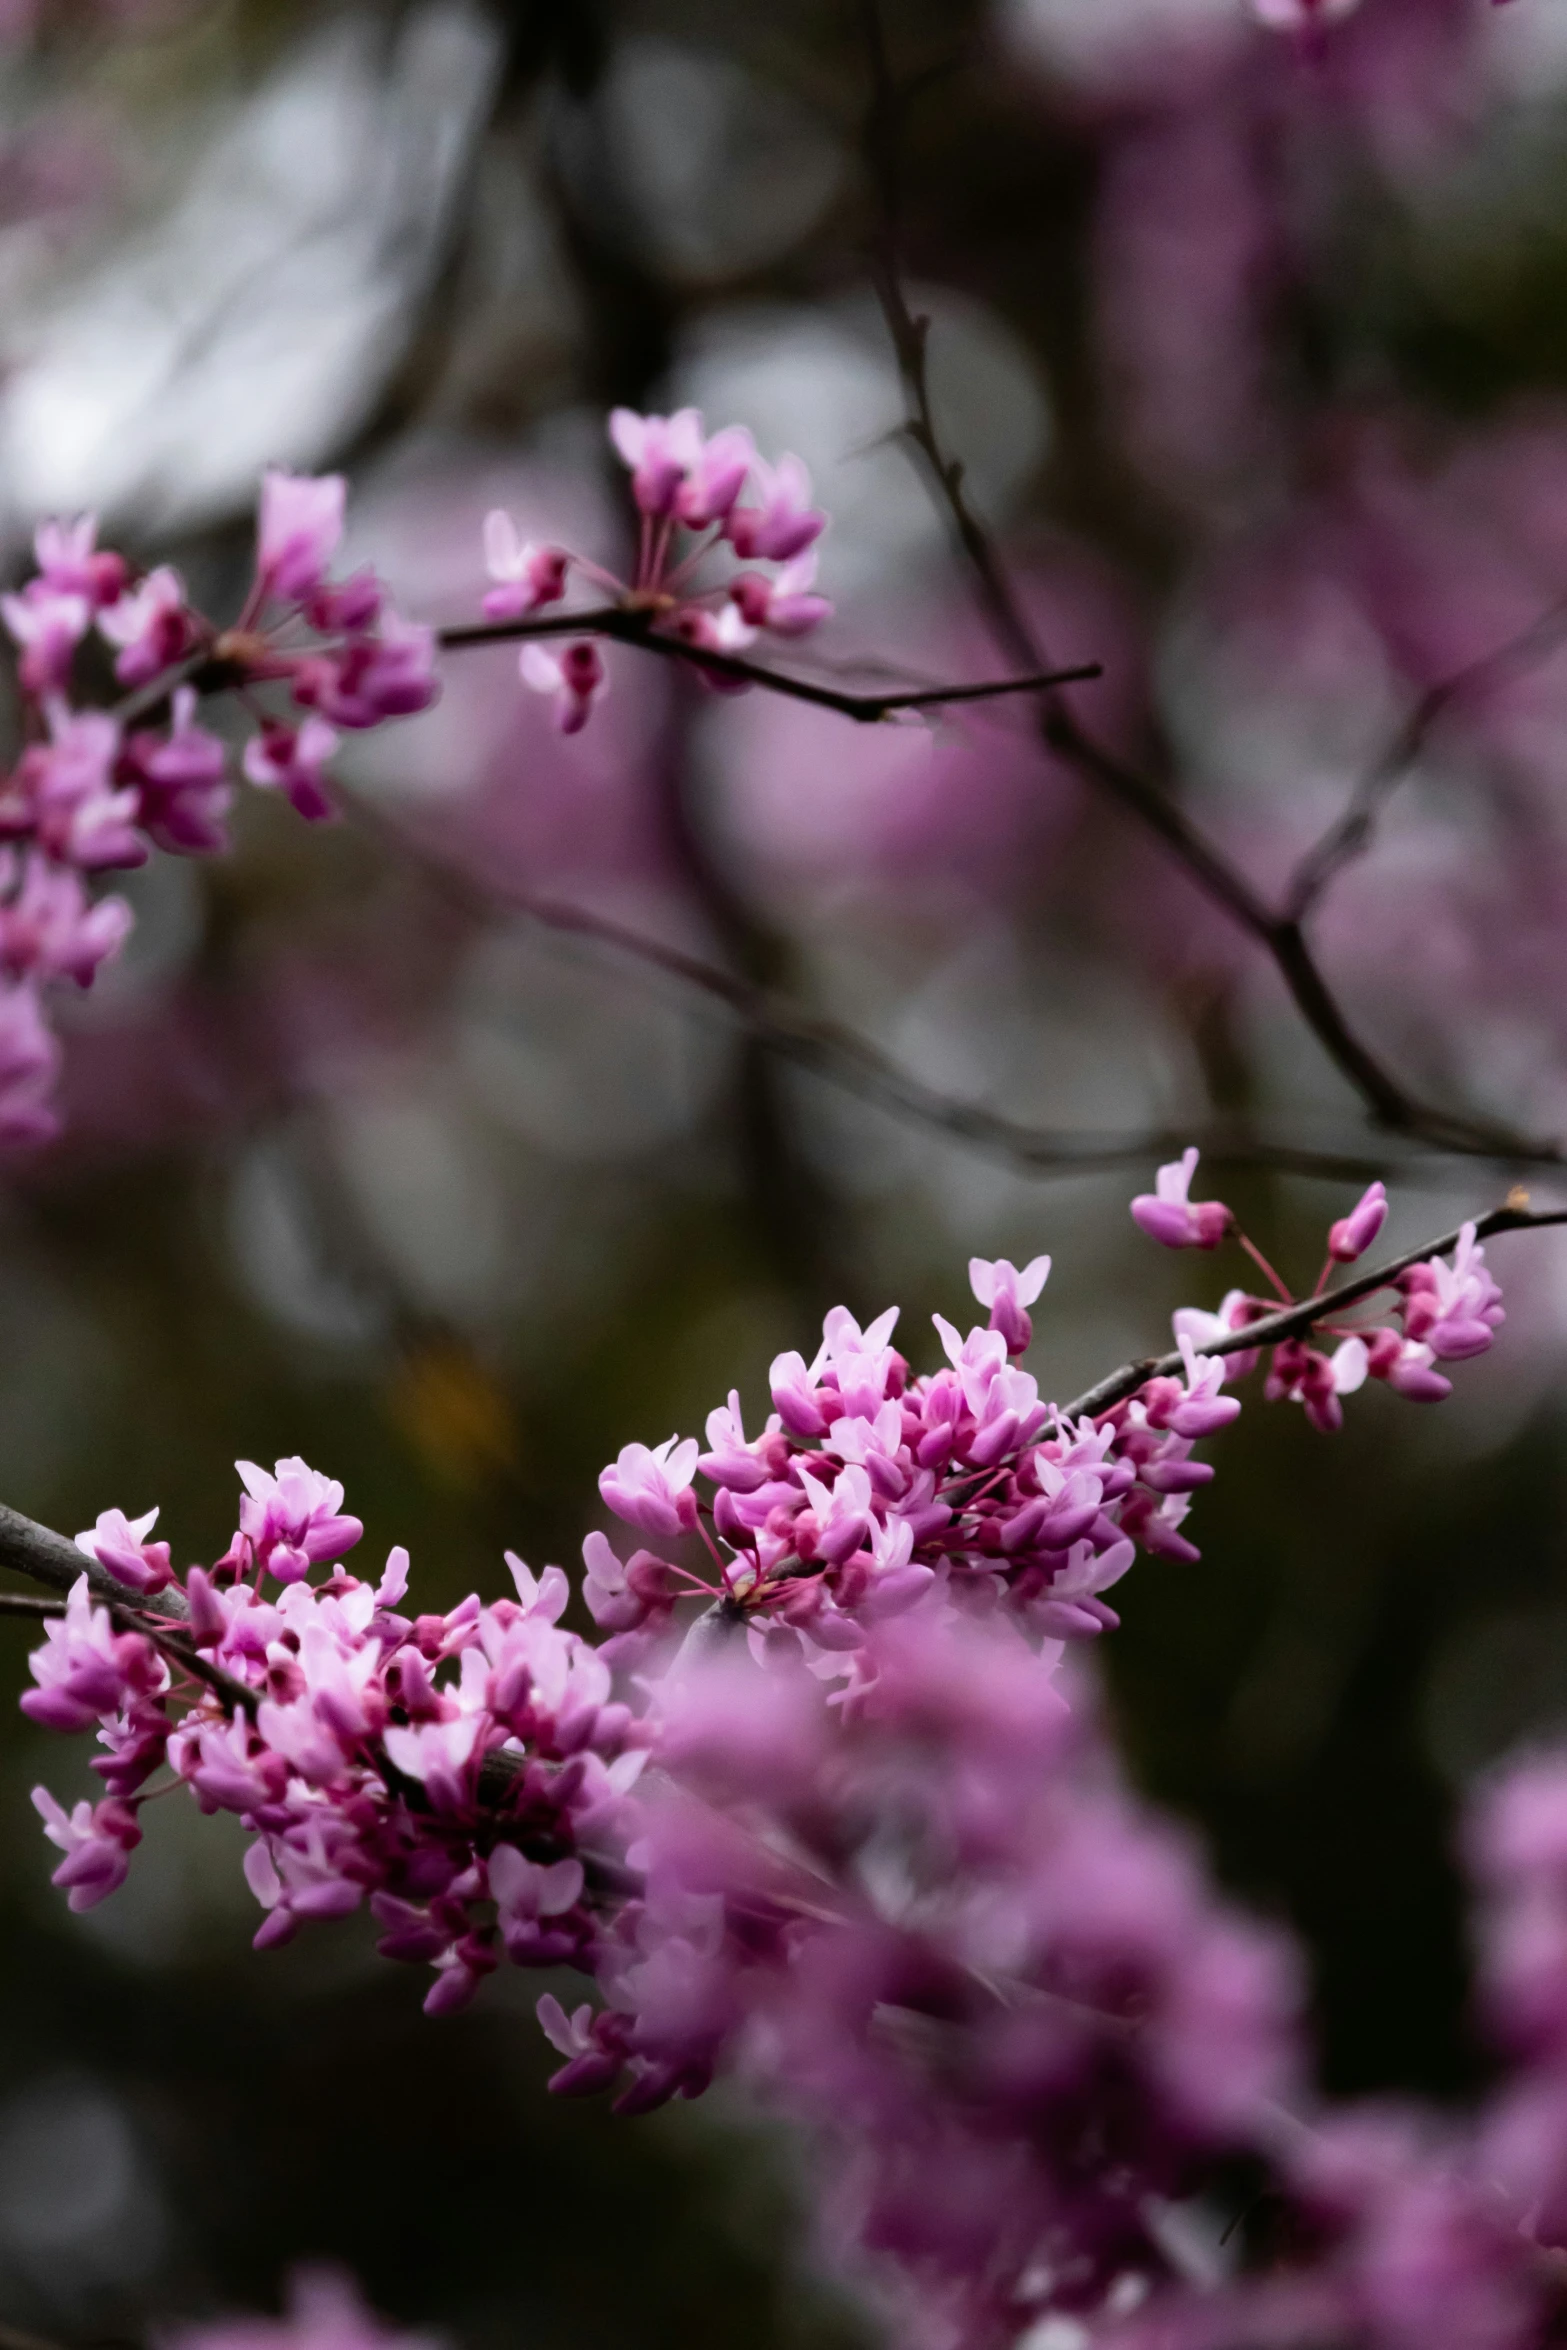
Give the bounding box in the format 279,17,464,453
257,467,347,603
1131,1146,1232,1248
481,511,569,620
520,640,606,735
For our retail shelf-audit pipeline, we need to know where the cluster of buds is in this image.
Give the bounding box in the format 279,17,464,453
481,408,831,734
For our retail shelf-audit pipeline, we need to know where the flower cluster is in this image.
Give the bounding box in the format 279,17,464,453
26,1457,648,2013
0,479,438,1141
481,407,831,734
1140,1156,1504,1429
587,1165,1504,1665
15,1181,1552,2350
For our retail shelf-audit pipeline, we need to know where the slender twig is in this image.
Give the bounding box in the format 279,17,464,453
1061,1201,1567,1420
856,1,1565,1169
435,604,1100,720
1284,595,1567,922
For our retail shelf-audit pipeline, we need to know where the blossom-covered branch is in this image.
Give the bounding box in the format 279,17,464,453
4,1162,1567,2346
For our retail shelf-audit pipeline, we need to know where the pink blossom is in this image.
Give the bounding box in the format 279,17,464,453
969,1252,1052,1356
96,564,193,687
123,685,231,854
242,716,339,823
673,422,754,530
33,515,125,609
1131,1146,1232,1249
1251,0,1362,27
727,553,832,638
290,611,438,730
480,512,570,621
1402,1223,1505,1362
21,1573,162,1731
599,1435,700,1543
1172,1287,1266,1381
0,579,89,695
164,2265,441,2350
31,1786,138,1910
0,852,131,986
724,451,826,563
75,1504,172,1595
235,1455,363,1579
0,980,60,1143
519,639,605,734
12,707,142,870
257,468,346,603
608,408,752,525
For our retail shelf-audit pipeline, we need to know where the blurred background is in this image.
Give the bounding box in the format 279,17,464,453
3,0,1567,2343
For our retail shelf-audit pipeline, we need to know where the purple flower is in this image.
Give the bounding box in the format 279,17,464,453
1402,1224,1505,1362
599,1434,700,1543
481,512,570,620
124,686,232,854
97,565,193,687
242,716,340,823
0,579,90,695
236,1455,363,1578
31,1787,138,1910
291,611,438,730
75,1504,172,1595
21,1574,163,1731
257,468,347,604
33,516,125,609
728,553,833,638
724,451,827,562
165,2265,441,2350
969,1252,1052,1356
519,639,606,734
1131,1146,1232,1250
0,852,132,987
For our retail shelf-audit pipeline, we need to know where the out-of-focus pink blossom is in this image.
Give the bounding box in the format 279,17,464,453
290,611,438,730
123,685,231,854
97,564,193,687
165,2267,442,2350
481,512,569,621
728,554,832,638
520,640,605,735
34,515,124,609
1,578,89,696
0,851,130,986
724,451,826,563
257,469,347,604
242,716,339,823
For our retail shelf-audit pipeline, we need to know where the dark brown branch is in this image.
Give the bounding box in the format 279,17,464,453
857,2,1564,1170
1061,1200,1567,1420
434,604,1100,720
429,882,1418,1184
